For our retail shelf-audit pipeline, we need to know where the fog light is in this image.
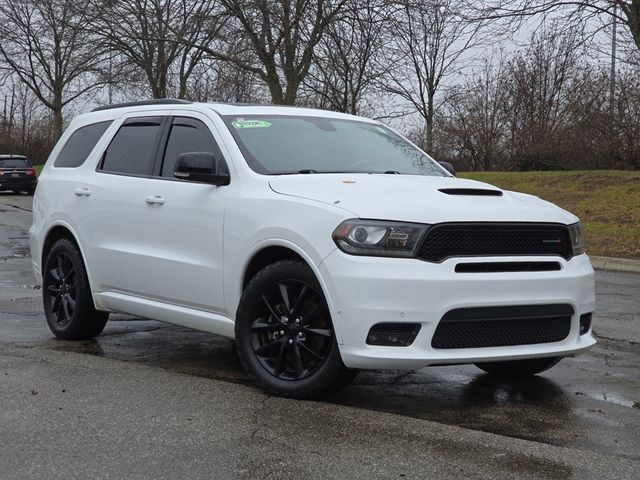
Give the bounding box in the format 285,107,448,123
579,313,592,335
366,323,421,346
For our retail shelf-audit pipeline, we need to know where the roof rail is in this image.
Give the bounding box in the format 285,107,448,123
92,99,191,112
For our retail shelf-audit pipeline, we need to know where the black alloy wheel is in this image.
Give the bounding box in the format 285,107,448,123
250,279,333,381
235,260,357,398
45,251,77,328
43,239,109,339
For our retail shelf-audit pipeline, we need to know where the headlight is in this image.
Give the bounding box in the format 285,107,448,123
568,222,585,256
332,219,428,257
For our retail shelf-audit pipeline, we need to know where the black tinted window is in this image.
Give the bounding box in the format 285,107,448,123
161,118,225,177
0,158,29,168
101,119,162,176
55,121,112,168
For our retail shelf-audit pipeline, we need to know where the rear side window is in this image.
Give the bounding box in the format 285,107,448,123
0,158,29,168
161,117,226,177
100,117,163,176
54,121,112,168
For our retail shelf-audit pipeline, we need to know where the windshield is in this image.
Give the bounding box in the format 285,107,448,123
222,115,446,176
0,158,29,168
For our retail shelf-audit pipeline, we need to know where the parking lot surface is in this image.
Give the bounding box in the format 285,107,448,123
1,193,639,479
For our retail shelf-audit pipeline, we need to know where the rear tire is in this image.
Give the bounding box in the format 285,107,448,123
235,260,357,399
42,239,108,339
474,357,561,378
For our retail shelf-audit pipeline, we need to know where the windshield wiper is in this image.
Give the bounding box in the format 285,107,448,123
297,169,318,174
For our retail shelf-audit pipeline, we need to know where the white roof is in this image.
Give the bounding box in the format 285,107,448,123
71,102,375,128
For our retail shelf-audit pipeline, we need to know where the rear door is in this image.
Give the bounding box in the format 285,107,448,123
78,114,168,297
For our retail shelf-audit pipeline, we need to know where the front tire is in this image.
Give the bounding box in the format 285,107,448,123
235,260,357,399
42,239,108,339
474,357,561,378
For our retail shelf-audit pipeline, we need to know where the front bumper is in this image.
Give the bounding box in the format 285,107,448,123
319,251,596,369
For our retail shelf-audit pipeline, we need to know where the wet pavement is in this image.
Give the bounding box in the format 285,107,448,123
1,192,639,479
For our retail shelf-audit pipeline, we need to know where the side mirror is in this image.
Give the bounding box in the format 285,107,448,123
439,161,456,176
174,152,230,186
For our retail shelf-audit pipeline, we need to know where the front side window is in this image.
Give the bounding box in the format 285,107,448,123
100,117,162,176
222,115,445,176
161,117,226,177
55,121,112,168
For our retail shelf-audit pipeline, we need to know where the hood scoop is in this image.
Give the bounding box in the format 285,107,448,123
439,188,503,197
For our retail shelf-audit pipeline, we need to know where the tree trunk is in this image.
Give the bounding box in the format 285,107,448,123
266,72,285,104
626,1,640,52
52,93,64,140
283,80,299,105
425,95,435,155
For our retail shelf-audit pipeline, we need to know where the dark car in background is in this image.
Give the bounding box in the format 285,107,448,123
0,155,37,195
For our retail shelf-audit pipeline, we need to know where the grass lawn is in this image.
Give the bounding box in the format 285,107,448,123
460,170,640,259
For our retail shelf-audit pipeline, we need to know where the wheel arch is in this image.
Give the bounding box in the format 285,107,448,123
40,222,101,308
242,245,307,290
236,240,342,344
41,223,81,271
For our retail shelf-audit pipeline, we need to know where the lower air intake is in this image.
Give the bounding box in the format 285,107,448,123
432,304,573,349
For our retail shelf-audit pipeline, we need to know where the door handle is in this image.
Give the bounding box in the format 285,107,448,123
145,195,165,205
74,187,91,197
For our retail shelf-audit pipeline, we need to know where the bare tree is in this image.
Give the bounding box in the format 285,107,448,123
0,75,54,162
501,28,583,170
91,0,225,99
0,76,18,140
385,0,486,154
439,55,510,170
0,0,104,138
197,0,348,105
435,25,637,171
304,0,390,114
186,57,265,102
609,66,640,168
474,1,640,53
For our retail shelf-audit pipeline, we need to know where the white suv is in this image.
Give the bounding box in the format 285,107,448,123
30,100,595,398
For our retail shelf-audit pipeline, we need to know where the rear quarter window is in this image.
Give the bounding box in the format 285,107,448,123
54,121,113,168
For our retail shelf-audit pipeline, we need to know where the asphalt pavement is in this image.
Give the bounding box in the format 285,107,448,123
1,192,639,479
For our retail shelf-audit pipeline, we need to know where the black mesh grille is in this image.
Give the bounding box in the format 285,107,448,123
418,223,573,262
454,261,562,273
432,304,573,349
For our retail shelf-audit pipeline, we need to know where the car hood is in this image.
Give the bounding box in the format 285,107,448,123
269,174,578,224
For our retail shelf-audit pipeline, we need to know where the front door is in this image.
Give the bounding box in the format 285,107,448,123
136,113,230,313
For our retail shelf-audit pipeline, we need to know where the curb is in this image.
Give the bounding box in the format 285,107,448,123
590,255,640,274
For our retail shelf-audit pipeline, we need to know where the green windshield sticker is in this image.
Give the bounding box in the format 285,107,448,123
232,119,272,129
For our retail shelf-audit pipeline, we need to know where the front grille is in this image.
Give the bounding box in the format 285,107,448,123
417,223,573,262
432,304,573,349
